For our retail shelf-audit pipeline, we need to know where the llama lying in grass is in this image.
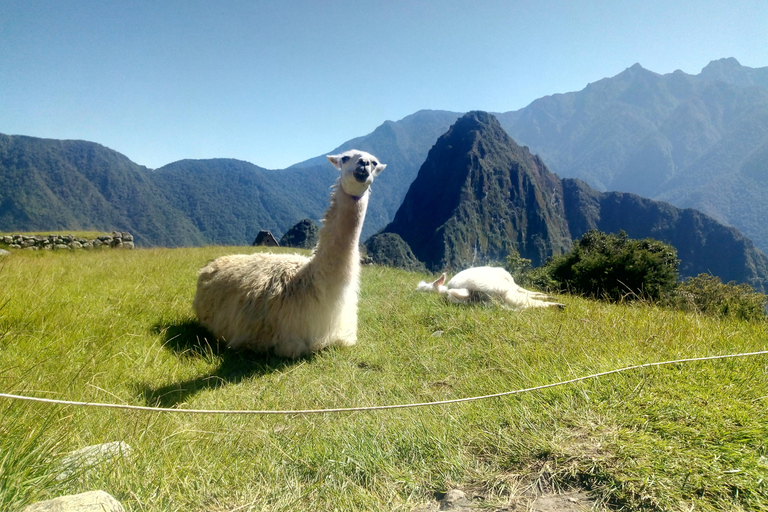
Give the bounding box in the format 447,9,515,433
417,266,565,310
193,150,386,358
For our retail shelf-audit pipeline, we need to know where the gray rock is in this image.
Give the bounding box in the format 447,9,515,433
441,489,473,510
21,490,124,512
58,441,133,480
411,489,475,512
0,248,11,257
280,219,319,249
364,232,427,272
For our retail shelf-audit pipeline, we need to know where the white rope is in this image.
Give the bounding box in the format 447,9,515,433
1,350,766,415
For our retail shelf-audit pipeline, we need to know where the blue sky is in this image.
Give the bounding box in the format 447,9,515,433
1,0,767,170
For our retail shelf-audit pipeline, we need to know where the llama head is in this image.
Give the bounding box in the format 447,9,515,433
327,150,386,199
416,273,447,294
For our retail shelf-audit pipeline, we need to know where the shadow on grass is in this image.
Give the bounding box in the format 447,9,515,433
139,319,307,408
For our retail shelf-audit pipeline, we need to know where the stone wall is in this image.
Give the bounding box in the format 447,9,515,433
0,231,135,251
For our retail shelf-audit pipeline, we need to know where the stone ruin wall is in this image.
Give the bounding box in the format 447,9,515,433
0,231,135,251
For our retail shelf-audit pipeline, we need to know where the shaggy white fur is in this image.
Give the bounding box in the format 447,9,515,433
193,150,385,358
417,266,565,310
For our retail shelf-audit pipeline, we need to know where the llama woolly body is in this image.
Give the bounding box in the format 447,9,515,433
417,266,564,310
193,150,385,358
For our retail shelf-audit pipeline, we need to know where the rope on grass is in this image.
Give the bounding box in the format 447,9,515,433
1,350,767,415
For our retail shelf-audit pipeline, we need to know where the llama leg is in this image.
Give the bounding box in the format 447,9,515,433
446,288,471,303
273,338,312,358
332,293,358,347
502,289,564,310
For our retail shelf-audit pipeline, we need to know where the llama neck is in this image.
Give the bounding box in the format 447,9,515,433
309,184,368,283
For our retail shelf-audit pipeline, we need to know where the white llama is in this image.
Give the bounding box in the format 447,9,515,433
417,266,565,310
193,150,386,358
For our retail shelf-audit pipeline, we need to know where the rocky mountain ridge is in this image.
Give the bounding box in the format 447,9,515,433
372,111,768,291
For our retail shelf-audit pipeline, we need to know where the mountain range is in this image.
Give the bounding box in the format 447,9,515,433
1,58,767,286
287,57,768,253
371,111,768,291
0,109,460,245
497,57,768,254
0,135,336,247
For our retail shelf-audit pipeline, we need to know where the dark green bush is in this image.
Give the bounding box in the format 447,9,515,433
546,230,679,302
667,273,767,321
505,250,558,291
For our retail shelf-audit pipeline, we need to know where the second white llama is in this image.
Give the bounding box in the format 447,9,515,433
417,266,565,310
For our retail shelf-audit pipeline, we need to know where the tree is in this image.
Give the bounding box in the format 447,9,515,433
547,230,679,302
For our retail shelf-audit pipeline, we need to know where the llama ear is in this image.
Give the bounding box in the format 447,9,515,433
372,163,387,176
327,155,342,170
435,273,446,286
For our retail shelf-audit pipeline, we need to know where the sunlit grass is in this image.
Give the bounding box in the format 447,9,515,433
0,247,766,511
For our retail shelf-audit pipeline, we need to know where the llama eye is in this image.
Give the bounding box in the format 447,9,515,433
341,156,350,164
372,161,378,167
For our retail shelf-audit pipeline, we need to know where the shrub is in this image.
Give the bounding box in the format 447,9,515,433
505,250,558,291
546,230,679,302
667,273,767,321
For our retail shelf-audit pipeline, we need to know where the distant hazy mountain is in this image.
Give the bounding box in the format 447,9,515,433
289,60,768,254
373,112,768,291
496,57,768,253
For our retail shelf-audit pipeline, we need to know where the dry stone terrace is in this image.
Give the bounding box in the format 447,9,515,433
0,232,135,250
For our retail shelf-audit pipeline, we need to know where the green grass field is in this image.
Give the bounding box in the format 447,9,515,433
1,247,766,511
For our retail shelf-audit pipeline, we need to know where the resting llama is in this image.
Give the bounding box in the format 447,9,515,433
417,266,564,310
193,150,385,358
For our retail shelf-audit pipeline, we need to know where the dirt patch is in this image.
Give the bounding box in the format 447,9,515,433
411,487,601,512
413,424,619,511
526,492,595,512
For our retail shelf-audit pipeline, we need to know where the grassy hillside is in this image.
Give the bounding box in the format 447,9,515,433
1,248,766,511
